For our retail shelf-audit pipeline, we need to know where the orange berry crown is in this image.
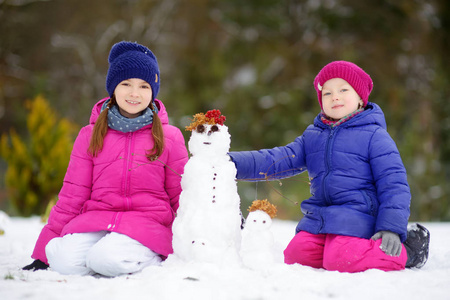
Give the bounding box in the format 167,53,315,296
185,109,226,131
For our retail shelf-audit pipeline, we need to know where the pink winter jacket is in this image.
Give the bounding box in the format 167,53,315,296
31,98,188,264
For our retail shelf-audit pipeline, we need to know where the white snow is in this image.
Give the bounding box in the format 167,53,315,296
1,216,450,300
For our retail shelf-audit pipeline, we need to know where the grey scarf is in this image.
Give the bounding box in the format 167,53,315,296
101,99,158,133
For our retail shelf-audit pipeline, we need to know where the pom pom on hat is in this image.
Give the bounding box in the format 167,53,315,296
106,41,160,100
314,61,373,109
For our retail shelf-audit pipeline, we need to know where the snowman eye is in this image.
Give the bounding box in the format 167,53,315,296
210,125,219,132
196,124,206,133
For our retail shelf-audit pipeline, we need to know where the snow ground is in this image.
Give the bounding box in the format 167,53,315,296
1,217,449,300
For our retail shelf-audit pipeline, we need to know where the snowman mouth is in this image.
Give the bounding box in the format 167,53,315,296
203,142,211,145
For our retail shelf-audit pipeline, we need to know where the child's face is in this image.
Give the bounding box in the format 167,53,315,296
321,78,363,120
114,78,153,118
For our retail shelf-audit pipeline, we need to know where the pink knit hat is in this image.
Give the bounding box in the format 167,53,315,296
314,61,373,109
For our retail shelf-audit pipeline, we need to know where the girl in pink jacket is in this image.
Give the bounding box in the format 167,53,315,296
23,41,188,277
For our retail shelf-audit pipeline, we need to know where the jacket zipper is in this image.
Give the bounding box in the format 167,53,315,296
108,212,120,231
124,132,133,211
106,133,134,232
322,127,338,207
318,127,337,232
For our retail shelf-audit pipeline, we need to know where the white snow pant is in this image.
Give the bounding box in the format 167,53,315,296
45,231,162,277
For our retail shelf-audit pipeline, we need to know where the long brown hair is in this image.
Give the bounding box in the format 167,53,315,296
88,96,164,161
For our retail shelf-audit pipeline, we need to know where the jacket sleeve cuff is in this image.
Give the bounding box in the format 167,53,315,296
228,151,263,180
31,226,59,265
375,209,408,242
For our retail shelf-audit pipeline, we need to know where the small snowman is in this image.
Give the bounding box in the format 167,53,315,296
171,110,242,266
240,199,277,271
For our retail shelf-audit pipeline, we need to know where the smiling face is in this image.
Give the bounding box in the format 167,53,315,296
113,78,153,118
321,78,363,120
188,124,231,156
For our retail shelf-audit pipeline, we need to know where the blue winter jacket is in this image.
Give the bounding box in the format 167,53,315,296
229,103,410,242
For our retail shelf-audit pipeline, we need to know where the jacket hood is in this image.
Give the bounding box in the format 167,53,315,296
314,102,387,130
89,97,169,126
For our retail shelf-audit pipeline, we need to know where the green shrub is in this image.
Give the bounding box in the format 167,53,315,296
0,96,78,216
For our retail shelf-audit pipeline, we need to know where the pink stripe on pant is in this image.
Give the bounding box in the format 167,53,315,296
284,231,407,273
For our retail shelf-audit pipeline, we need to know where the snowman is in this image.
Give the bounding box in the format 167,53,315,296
170,110,242,266
240,199,277,271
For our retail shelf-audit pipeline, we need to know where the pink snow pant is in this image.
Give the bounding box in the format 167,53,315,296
284,231,407,273
46,231,162,277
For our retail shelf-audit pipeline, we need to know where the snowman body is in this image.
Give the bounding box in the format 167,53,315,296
172,123,241,265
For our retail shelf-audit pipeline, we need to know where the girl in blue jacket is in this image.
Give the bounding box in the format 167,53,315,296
229,61,429,272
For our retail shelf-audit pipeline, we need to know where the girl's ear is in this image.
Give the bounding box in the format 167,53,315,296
359,99,364,108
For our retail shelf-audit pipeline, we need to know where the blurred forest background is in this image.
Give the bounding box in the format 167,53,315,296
1,0,450,222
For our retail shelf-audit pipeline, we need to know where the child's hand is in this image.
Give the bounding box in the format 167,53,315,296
23,259,49,271
371,231,402,256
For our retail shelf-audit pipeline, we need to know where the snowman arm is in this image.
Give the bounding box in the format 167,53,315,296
228,135,306,181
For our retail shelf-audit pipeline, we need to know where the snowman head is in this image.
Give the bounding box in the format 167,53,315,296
245,210,272,232
186,110,230,156
244,199,277,231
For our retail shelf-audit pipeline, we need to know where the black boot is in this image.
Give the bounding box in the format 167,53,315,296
404,223,430,268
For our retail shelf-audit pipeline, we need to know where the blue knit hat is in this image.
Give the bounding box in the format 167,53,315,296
106,41,160,101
